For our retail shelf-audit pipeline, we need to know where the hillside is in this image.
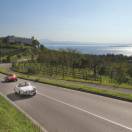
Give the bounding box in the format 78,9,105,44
0,36,41,63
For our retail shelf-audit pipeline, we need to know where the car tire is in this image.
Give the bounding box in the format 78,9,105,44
19,91,21,95
32,92,36,96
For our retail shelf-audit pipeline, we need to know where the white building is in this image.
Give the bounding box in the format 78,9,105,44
6,36,34,45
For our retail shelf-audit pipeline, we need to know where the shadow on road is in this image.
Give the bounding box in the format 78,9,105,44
7,92,32,101
1,81,16,83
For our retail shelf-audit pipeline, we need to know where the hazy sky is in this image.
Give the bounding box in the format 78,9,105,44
1,0,132,43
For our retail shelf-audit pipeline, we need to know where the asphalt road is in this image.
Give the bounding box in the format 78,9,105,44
0,73,132,132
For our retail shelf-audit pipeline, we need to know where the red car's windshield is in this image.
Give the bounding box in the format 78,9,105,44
8,74,16,78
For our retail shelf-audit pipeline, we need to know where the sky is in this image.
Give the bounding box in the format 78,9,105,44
1,0,132,43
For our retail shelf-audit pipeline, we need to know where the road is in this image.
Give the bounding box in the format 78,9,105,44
0,73,132,132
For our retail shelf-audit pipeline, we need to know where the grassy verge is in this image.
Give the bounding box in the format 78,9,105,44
0,67,132,102
64,76,132,89
0,95,41,132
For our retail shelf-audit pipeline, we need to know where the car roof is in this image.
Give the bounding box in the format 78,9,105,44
18,82,31,86
8,73,16,76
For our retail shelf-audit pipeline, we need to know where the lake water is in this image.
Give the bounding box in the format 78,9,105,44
44,43,132,56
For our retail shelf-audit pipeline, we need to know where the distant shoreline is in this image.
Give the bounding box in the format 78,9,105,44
44,43,132,56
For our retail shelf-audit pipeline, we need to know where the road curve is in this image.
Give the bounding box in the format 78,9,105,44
0,73,132,132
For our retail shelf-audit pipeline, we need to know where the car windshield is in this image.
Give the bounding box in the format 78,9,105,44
8,74,16,77
18,82,30,87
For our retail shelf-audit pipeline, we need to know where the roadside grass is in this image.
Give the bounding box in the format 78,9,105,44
63,76,132,89
0,67,7,73
0,95,41,132
64,77,116,86
0,67,132,102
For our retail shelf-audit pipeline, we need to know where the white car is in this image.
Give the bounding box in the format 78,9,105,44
14,82,37,96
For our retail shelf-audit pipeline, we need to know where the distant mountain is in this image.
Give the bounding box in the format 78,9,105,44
39,39,131,47
40,39,108,45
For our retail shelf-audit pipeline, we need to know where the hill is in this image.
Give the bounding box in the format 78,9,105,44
0,36,41,63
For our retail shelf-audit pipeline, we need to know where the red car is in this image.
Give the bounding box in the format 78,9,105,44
5,74,17,82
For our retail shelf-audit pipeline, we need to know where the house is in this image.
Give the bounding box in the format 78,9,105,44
6,36,34,45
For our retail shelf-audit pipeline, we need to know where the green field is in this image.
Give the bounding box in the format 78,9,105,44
0,95,41,132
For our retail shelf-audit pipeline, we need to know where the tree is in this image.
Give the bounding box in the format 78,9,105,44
40,44,45,49
6,56,11,62
113,64,128,85
32,39,40,48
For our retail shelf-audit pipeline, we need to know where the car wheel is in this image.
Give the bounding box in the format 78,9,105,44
32,92,36,96
19,91,21,95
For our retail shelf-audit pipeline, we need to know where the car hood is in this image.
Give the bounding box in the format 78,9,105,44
19,86,35,91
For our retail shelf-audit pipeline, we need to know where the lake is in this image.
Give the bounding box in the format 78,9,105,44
44,42,132,56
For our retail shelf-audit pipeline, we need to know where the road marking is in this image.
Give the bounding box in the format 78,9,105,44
37,92,132,131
